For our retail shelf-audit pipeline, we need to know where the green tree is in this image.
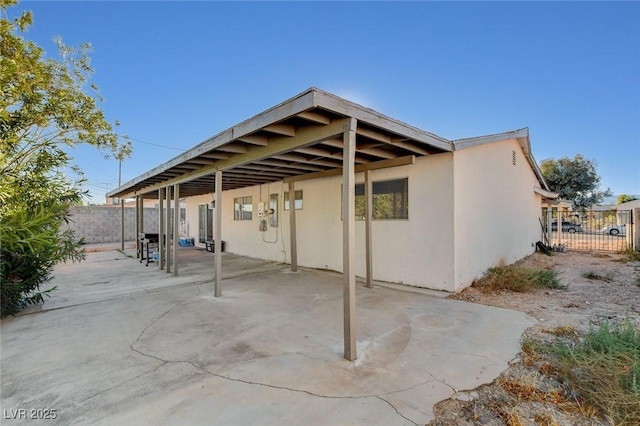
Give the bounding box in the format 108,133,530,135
0,0,131,317
617,194,637,204
540,155,612,210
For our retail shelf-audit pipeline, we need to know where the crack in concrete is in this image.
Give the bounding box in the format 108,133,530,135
375,396,419,425
425,372,458,393
130,344,421,425
406,361,459,394
131,300,187,348
127,300,420,425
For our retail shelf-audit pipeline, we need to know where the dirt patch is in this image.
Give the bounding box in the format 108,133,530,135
428,251,640,426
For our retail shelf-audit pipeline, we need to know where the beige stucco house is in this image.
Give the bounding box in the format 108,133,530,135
108,88,554,359
109,88,553,293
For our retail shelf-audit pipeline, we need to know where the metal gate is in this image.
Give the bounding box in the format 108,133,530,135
540,209,633,252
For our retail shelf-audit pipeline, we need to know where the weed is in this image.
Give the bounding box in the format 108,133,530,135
617,248,640,263
554,320,640,425
521,336,547,366
547,325,578,337
474,265,563,293
533,412,560,426
582,271,614,283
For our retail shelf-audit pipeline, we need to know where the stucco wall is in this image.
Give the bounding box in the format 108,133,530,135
183,153,456,291
180,140,543,292
453,139,542,291
61,205,159,243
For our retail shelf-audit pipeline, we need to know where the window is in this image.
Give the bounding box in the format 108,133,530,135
234,196,253,221
354,178,408,220
283,190,303,210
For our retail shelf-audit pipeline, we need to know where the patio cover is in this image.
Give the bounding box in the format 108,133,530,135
106,88,454,361
107,88,452,200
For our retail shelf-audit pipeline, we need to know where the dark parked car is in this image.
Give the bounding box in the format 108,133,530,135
551,221,583,233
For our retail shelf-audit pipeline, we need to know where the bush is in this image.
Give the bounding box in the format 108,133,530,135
0,203,84,317
473,265,563,293
0,1,128,317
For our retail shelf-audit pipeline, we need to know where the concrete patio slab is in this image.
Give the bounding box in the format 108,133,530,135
1,249,535,425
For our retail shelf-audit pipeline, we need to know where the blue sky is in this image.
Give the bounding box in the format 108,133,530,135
13,1,640,202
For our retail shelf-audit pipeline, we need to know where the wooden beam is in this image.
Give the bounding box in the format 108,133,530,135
321,138,343,148
120,199,125,251
235,164,297,176
200,152,230,160
254,159,324,172
289,180,297,272
357,126,390,143
285,155,415,183
173,163,201,170
120,118,349,199
357,141,385,150
217,143,247,154
297,111,331,125
342,117,357,362
315,90,452,151
135,196,139,258
220,173,281,182
139,193,144,239
213,118,349,171
296,146,342,160
165,186,171,274
188,158,217,165
264,123,296,137
215,171,222,297
387,140,434,156
237,134,269,146
108,90,316,199
359,147,396,159
158,188,164,270
365,170,373,289
273,154,341,168
173,184,179,276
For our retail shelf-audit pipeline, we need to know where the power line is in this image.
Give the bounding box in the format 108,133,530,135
121,135,186,152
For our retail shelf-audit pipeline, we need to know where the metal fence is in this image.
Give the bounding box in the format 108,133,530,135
540,209,633,252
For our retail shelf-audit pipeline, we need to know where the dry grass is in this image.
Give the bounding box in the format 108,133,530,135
546,325,579,337
555,321,640,426
533,412,561,426
499,375,566,404
473,264,562,293
521,337,547,367
500,409,526,426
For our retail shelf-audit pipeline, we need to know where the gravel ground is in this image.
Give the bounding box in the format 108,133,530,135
427,251,640,426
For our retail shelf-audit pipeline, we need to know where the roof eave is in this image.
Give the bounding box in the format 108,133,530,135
452,127,551,192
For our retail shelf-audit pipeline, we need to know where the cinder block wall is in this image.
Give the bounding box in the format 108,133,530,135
61,206,159,243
